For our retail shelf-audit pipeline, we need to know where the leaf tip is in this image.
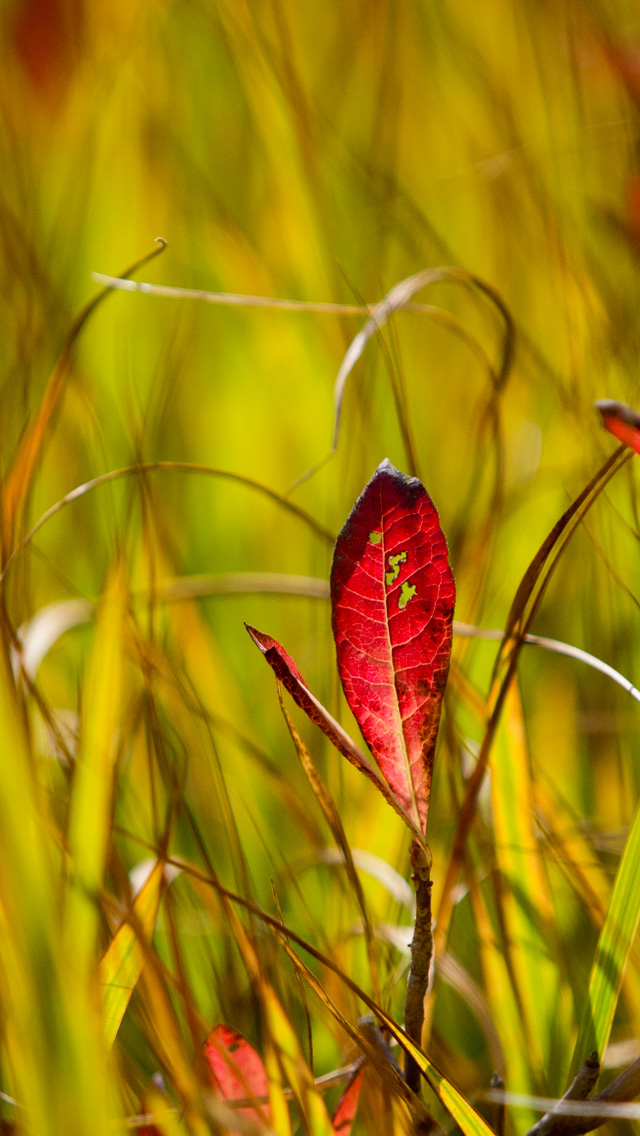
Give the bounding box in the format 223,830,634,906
595,398,640,453
595,398,635,423
376,456,396,473
374,457,406,484
372,458,427,503
244,623,264,652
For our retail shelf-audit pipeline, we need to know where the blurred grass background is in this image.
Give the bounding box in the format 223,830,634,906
4,1,640,1133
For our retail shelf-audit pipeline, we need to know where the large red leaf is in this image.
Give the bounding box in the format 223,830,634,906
245,624,423,838
596,399,640,453
204,1023,271,1128
330,460,455,833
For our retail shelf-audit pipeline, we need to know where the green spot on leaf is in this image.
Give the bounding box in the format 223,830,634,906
369,531,382,544
398,582,417,609
385,551,407,586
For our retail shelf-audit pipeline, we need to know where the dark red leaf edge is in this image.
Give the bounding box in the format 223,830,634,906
204,1022,271,1127
330,459,455,833
245,624,423,843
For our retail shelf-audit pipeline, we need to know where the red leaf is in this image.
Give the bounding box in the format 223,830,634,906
331,1068,364,1136
330,460,455,832
204,1023,271,1127
245,624,423,838
12,0,79,105
596,399,640,454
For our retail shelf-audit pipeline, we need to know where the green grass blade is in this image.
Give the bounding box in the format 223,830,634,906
572,794,640,1074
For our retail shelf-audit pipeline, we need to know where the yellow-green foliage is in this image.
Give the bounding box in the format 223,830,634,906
3,2,640,1133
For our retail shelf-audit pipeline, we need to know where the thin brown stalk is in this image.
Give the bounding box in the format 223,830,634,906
403,844,434,1095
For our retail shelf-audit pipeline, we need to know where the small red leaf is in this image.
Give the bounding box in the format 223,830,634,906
596,399,640,453
246,624,422,838
330,460,455,832
204,1023,271,1127
331,1068,364,1136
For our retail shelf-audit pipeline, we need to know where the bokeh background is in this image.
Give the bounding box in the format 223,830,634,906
4,2,640,1133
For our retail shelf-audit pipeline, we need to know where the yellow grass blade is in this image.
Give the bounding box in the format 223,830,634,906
0,636,61,1135
133,944,213,1136
491,682,571,1089
0,618,121,1134
467,876,535,1121
65,563,128,972
263,1039,294,1136
101,859,166,1048
262,984,334,1136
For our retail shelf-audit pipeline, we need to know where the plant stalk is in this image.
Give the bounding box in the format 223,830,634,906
404,842,433,1094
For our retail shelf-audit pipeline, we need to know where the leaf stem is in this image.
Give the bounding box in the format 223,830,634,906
404,843,434,1094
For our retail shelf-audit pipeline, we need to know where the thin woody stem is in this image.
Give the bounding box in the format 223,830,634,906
522,1052,640,1136
525,1053,600,1136
403,842,433,1094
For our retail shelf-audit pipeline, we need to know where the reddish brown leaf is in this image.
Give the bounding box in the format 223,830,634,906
204,1022,271,1127
12,0,77,104
245,624,423,839
330,460,455,832
596,399,640,453
331,1068,364,1136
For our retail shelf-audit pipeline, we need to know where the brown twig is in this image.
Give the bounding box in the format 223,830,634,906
403,843,434,1094
491,1073,506,1136
526,1053,600,1136
524,1052,640,1136
357,1015,404,1080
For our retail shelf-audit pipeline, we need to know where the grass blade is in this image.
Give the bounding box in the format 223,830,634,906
65,564,127,973
1,239,167,551
101,859,166,1049
491,683,570,1090
0,463,334,587
173,854,495,1134
277,686,381,1000
436,445,632,954
571,795,640,1074
274,930,495,1136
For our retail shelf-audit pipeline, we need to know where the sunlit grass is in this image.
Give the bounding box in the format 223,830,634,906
3,1,640,1133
